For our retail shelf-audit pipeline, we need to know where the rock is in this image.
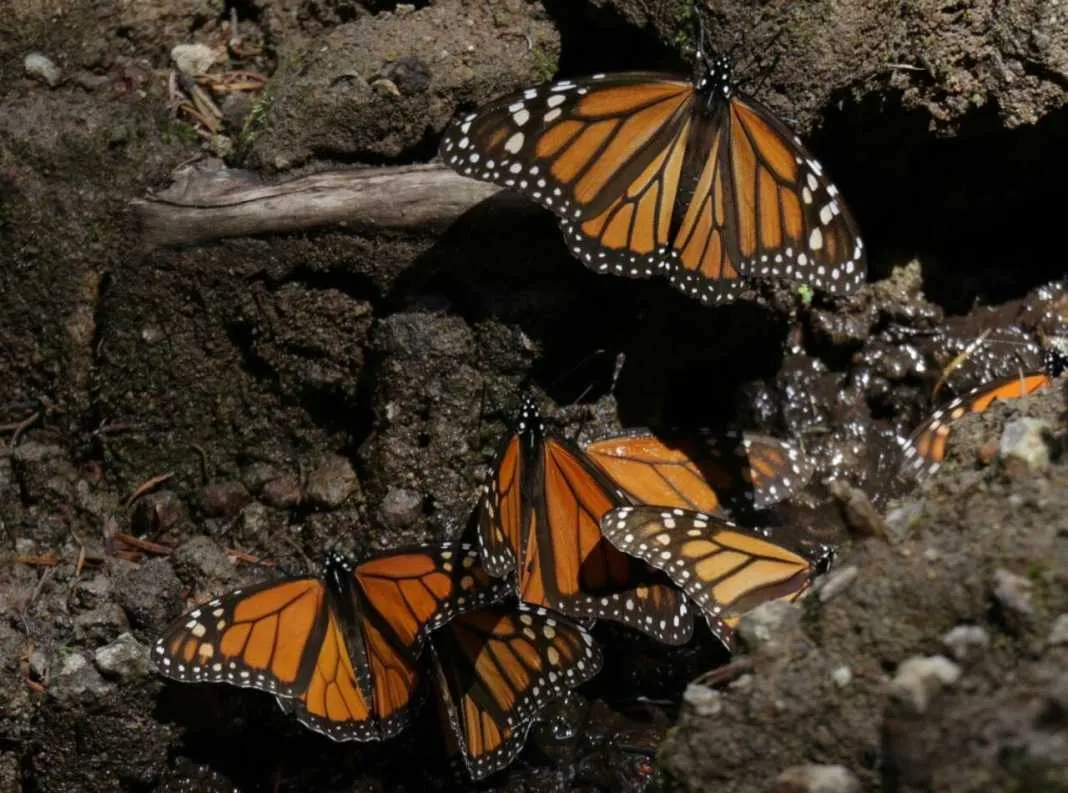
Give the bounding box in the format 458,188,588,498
49,653,113,701
885,501,924,537
241,461,281,493
992,568,1033,619
998,417,1052,472
171,536,234,585
170,43,218,76
261,474,302,508
371,77,401,98
73,603,129,644
683,683,722,717
236,501,271,544
70,573,111,610
1048,613,1068,647
198,480,250,518
378,487,423,530
941,624,990,662
10,441,65,463
131,491,188,536
113,558,183,631
888,655,962,714
93,633,151,680
773,764,861,793
736,600,803,653
305,455,359,509
831,665,852,688
28,649,49,682
818,565,858,603
24,52,62,87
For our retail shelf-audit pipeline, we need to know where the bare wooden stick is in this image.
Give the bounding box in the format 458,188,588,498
133,160,506,251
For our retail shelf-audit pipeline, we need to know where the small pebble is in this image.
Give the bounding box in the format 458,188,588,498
198,480,250,518
992,568,1033,618
773,764,861,793
884,501,924,537
818,565,858,603
1048,613,1068,647
379,487,424,530
261,474,302,508
170,43,218,77
73,603,129,643
888,655,961,714
305,455,359,509
736,600,802,653
831,665,852,688
941,624,990,662
998,418,1052,472
49,653,113,701
94,633,151,680
683,683,722,717
24,52,62,86
131,490,188,535
371,78,401,98
28,649,50,682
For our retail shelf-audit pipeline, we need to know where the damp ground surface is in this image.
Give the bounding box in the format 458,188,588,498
2,1,1068,792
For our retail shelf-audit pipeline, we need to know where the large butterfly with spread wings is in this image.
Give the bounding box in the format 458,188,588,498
478,394,694,645
152,543,505,741
440,24,865,305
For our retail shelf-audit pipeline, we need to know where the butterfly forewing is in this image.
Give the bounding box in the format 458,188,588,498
525,435,693,645
601,505,828,650
430,604,603,780
153,576,328,696
583,430,813,515
478,434,524,578
900,369,1057,480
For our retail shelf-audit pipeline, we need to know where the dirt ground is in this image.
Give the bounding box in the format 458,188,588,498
2,1,1068,792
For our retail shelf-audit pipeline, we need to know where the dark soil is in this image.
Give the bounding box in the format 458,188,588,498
2,1,1068,792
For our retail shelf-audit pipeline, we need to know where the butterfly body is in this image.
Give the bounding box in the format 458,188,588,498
440,42,865,304
478,394,695,645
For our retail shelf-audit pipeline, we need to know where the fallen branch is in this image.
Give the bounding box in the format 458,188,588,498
133,160,507,251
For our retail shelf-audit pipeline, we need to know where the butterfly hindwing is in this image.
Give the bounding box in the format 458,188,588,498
431,603,603,780
600,505,831,650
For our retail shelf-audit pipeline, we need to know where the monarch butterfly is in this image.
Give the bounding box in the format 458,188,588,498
152,543,505,742
900,347,1067,479
600,505,833,651
431,603,602,780
439,23,865,305
478,394,694,645
583,429,813,515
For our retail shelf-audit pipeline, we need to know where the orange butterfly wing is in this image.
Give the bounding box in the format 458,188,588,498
154,543,506,742
431,604,603,780
601,505,832,650
901,370,1055,478
583,430,813,514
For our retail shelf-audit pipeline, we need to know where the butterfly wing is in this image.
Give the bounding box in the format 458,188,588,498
583,430,813,514
900,370,1055,479
430,603,603,780
667,91,865,304
601,506,830,650
478,432,524,578
152,576,328,698
519,433,694,645
441,73,698,281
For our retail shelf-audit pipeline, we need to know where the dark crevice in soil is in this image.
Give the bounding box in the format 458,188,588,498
541,0,684,77
815,93,1068,313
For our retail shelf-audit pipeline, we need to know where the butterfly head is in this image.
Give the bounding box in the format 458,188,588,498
322,550,354,589
515,392,546,442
